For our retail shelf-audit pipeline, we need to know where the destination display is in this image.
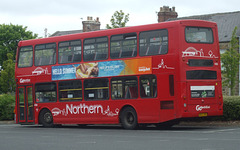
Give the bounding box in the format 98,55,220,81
190,86,215,98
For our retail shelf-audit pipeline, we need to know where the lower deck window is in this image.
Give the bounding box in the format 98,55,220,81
59,80,82,101
84,78,109,100
140,75,157,98
111,77,138,99
35,83,56,102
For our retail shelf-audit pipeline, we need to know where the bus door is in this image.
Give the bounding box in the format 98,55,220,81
17,86,34,124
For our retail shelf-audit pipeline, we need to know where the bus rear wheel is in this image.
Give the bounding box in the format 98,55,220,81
120,107,138,130
39,109,54,127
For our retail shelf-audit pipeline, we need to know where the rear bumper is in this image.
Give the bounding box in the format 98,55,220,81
181,103,223,118
182,110,223,118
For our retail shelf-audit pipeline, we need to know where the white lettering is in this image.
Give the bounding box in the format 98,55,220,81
52,68,62,75
66,104,73,114
66,104,103,115
52,104,119,117
196,105,211,111
63,68,75,74
89,106,94,114
138,67,150,72
20,78,31,83
100,65,120,71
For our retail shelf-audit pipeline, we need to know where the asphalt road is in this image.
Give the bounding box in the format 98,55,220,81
0,124,240,150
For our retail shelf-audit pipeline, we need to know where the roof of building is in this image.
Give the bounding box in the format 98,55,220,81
51,30,83,37
52,11,240,42
170,11,240,42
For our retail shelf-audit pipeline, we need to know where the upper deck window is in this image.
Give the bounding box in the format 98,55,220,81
35,43,56,66
185,27,213,43
110,33,137,59
18,46,33,68
59,40,81,64
84,37,108,61
139,29,168,56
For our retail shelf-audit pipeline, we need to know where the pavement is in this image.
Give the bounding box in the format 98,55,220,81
0,120,14,124
1,122,240,150
179,120,240,127
1,120,240,127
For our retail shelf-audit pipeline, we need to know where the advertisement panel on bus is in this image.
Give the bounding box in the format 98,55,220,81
52,57,152,80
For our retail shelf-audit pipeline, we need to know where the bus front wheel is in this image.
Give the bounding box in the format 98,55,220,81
120,107,138,130
39,109,54,127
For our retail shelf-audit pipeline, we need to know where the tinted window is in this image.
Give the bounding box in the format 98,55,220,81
35,83,56,102
169,75,174,96
84,78,109,100
35,43,56,66
188,59,213,67
186,70,217,80
139,29,168,56
185,27,213,43
111,77,138,99
84,37,108,61
18,46,33,67
59,80,82,101
140,75,157,98
110,33,137,59
59,40,81,64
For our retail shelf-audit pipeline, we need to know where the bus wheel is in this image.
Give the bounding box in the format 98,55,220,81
120,107,138,130
39,109,54,127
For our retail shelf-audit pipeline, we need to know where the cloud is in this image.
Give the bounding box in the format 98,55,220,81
1,0,240,37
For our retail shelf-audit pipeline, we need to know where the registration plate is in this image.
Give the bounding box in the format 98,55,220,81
199,113,208,117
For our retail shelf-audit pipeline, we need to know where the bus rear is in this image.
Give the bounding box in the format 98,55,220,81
179,20,223,119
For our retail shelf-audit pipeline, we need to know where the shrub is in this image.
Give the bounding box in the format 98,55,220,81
0,94,15,120
222,96,240,120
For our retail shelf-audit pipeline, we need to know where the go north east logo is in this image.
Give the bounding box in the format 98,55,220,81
52,103,119,117
196,105,211,111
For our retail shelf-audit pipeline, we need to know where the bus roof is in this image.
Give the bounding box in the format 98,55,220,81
18,20,217,47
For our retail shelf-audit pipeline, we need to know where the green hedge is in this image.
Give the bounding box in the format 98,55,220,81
222,96,240,121
0,94,15,121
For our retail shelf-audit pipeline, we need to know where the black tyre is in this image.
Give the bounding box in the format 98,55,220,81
120,107,138,130
39,109,54,127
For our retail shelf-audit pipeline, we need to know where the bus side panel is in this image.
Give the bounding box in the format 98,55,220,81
37,100,161,125
157,73,177,123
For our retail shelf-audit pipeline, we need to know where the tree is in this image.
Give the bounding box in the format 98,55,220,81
0,24,38,66
221,26,240,95
106,10,129,29
0,53,15,93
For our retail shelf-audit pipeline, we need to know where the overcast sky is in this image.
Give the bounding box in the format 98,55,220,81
1,0,239,37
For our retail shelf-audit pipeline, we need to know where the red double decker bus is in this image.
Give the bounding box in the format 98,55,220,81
15,20,223,129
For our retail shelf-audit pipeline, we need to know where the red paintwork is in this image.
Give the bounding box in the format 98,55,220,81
15,20,223,125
